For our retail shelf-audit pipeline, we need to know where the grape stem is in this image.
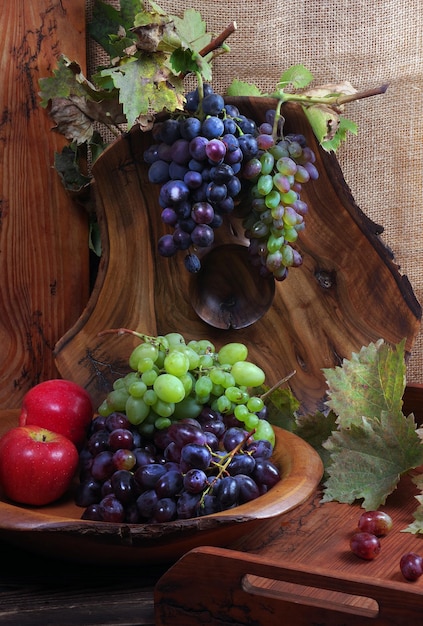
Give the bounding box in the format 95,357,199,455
200,427,256,507
180,21,237,85
260,371,296,401
97,327,166,348
273,83,389,108
198,21,237,59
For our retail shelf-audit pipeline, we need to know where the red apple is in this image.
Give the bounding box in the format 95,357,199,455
19,379,93,446
0,425,79,506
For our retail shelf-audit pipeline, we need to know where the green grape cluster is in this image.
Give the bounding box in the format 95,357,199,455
97,332,276,445
242,132,319,281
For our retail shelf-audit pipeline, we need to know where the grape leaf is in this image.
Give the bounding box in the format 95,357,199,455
170,8,212,53
170,48,212,81
54,144,91,192
89,0,141,57
402,475,423,534
302,104,341,146
226,79,263,97
279,64,314,89
323,339,407,428
261,386,300,432
321,117,357,152
39,56,89,107
99,56,184,128
295,410,338,471
322,411,423,510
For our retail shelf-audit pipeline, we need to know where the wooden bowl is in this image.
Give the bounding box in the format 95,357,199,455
0,410,322,565
53,97,421,415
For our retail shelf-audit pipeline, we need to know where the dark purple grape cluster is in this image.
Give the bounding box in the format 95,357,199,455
76,406,281,523
143,84,260,273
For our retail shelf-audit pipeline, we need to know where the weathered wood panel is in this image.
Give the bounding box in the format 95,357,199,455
0,0,89,408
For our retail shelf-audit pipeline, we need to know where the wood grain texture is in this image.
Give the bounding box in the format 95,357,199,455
155,384,423,625
54,98,421,413
0,0,89,408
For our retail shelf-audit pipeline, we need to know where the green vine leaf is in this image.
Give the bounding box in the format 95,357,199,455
261,386,300,432
322,411,423,510
403,472,423,534
39,56,89,107
226,79,263,97
321,117,357,151
295,410,338,472
89,0,141,57
323,339,407,428
98,55,184,128
278,64,314,89
170,7,212,53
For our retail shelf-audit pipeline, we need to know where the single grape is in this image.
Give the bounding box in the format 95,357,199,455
252,458,281,487
153,373,186,404
87,429,110,456
201,93,225,115
75,478,102,507
183,468,208,494
350,532,381,560
134,463,167,490
98,494,125,522
357,510,393,536
230,361,266,387
400,552,423,581
91,450,115,481
153,497,177,522
112,448,136,471
81,503,103,521
234,474,261,503
136,489,159,518
108,428,134,452
155,470,184,498
111,469,135,505
180,443,212,471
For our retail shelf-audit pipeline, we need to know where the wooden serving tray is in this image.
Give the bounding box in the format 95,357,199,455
53,98,421,415
154,383,423,625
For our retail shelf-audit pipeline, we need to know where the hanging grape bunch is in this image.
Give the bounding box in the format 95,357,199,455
241,112,319,281
143,84,318,281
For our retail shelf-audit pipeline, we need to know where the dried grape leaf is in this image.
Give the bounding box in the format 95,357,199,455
323,339,406,428
322,411,423,510
54,144,91,193
303,104,341,145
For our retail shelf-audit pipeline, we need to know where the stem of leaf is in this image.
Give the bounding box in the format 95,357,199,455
273,83,389,108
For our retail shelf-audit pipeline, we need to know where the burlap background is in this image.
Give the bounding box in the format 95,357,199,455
86,0,423,382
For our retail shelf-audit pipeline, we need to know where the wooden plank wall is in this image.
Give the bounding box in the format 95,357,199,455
0,1,89,408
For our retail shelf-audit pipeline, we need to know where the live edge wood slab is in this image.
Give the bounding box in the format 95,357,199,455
53,97,421,416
